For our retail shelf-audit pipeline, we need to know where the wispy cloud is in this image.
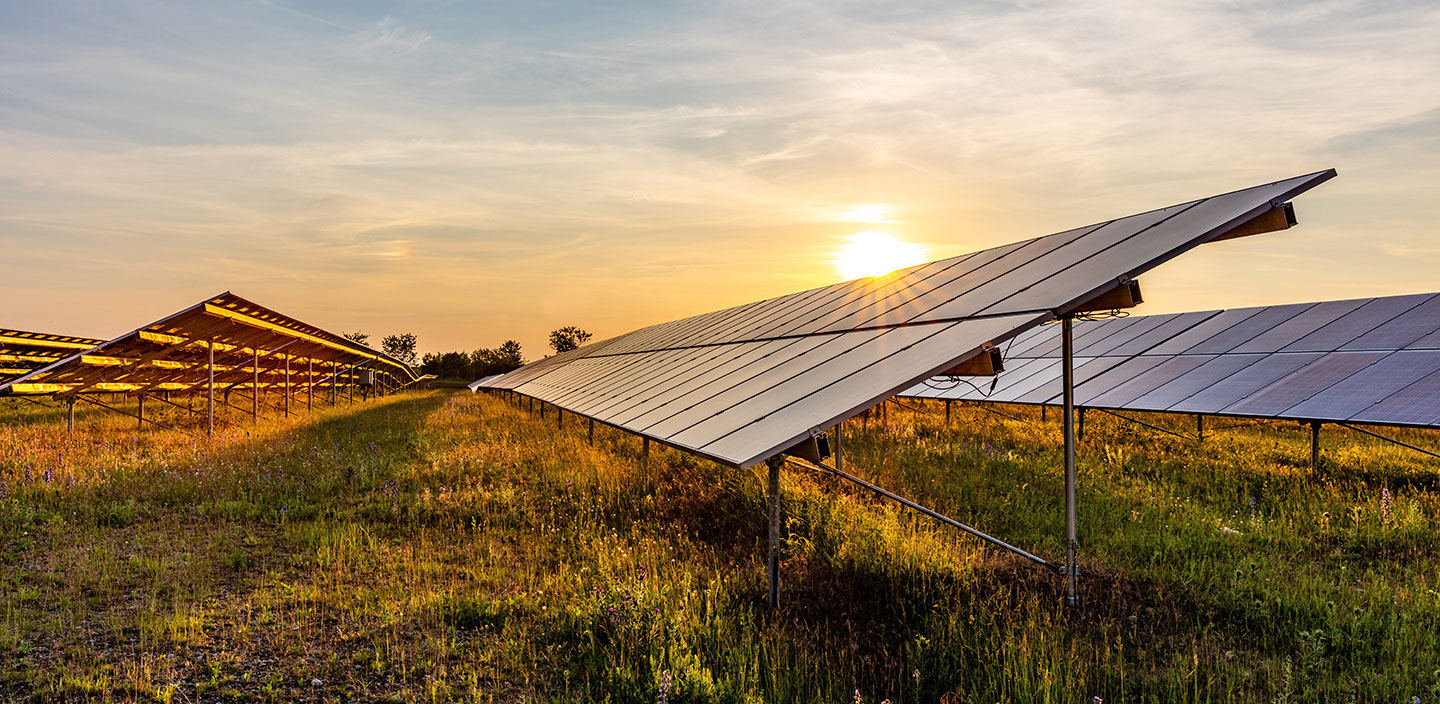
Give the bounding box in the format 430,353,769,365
1,0,1437,353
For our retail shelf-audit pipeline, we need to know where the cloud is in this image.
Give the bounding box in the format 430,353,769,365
358,17,432,55
1,0,1438,353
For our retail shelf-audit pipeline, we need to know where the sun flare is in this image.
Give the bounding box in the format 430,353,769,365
834,231,928,280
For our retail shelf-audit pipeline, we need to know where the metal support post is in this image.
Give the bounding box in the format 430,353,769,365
284,355,290,417
307,359,313,412
1061,316,1079,607
348,365,355,404
766,456,783,609
137,394,144,430
67,397,76,435
1310,421,1321,474
945,399,952,426
1197,415,1205,442
835,422,843,472
1078,407,1086,442
588,418,595,445
252,349,260,424
1042,405,1047,422
557,406,562,428
207,338,216,436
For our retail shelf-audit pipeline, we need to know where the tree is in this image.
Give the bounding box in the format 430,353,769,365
470,340,524,377
381,333,418,366
344,331,370,346
548,326,593,354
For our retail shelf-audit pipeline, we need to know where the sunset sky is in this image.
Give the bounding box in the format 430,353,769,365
3,1,1438,360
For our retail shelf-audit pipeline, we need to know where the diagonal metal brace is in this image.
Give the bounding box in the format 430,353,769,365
787,457,1057,572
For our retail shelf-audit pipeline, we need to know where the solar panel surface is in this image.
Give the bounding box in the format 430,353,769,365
0,328,107,386
482,170,1337,467
0,293,422,397
901,292,1440,429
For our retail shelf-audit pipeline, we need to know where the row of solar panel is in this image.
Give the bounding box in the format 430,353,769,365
583,174,1326,357
481,171,1338,467
901,293,1440,428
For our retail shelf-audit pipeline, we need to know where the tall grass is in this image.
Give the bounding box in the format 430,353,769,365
2,391,1437,702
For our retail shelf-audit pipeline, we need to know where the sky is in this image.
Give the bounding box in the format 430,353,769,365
2,0,1438,360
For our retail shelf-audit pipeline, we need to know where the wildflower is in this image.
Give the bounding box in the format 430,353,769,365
1094,698,1103,703
1381,487,1393,525
657,669,672,704
1248,495,1257,520
854,690,862,704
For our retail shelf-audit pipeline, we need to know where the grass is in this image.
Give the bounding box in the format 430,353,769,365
1,390,1438,702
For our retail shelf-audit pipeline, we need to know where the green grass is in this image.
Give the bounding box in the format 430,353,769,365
1,391,1438,702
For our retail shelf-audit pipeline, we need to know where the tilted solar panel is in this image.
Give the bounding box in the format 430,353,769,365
483,170,1336,467
900,291,1440,430
0,328,107,386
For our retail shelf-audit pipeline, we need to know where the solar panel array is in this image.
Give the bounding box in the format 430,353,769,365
481,170,1337,467
901,293,1440,429
0,292,422,397
0,328,106,386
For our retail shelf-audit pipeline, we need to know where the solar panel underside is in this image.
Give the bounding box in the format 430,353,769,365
0,329,107,386
899,291,1440,430
481,170,1336,467
0,293,422,397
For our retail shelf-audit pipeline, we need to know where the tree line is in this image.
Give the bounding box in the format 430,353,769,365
340,326,593,381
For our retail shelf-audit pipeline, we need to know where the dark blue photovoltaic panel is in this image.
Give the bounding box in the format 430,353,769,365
1284,351,1440,421
1346,367,1440,427
1228,300,1367,354
1280,294,1431,353
1219,352,1386,417
1143,308,1263,355
1079,355,1215,409
1104,312,1219,357
896,291,1440,431
1184,305,1310,354
1340,294,1440,351
1076,316,1171,357
475,171,1337,467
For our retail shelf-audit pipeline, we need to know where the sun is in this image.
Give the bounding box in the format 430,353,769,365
833,231,928,280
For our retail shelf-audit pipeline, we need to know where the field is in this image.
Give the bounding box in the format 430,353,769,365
2,389,1438,702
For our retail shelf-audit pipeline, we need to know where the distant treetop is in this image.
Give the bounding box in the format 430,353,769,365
549,326,593,354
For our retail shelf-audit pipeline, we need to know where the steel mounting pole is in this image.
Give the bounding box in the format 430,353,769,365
1310,421,1321,474
252,348,260,425
307,359,313,412
766,455,783,609
1061,315,1078,607
137,394,144,431
1197,415,1205,442
67,397,76,436
835,422,843,472
207,338,215,437
284,354,290,417
588,418,595,445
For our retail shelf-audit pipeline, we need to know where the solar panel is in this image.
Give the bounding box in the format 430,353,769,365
1283,350,1440,421
482,170,1336,467
1102,311,1220,357
1339,294,1440,350
0,293,421,401
1219,352,1386,416
1079,355,1215,409
897,290,1440,431
1280,294,1430,353
0,328,107,386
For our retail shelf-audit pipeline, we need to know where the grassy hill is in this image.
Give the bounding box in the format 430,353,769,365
1,391,1437,702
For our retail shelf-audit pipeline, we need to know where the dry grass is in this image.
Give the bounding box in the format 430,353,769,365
2,390,1438,702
